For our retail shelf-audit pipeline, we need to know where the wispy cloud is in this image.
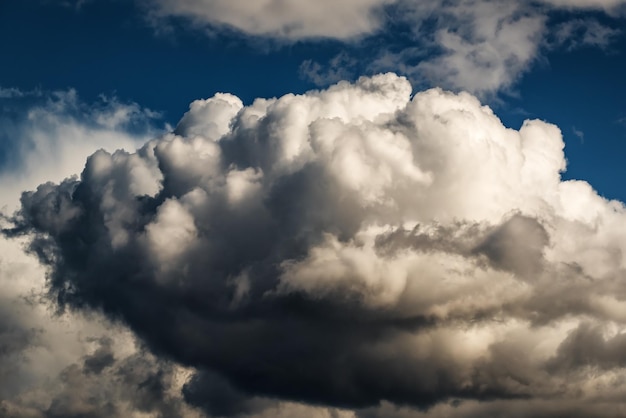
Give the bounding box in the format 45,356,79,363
551,18,621,50
0,86,43,99
140,0,626,96
573,126,585,142
299,52,356,86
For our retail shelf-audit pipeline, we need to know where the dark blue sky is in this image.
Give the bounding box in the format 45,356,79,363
1,0,625,200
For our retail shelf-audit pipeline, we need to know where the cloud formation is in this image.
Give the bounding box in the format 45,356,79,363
6,73,626,416
402,0,547,95
143,0,624,95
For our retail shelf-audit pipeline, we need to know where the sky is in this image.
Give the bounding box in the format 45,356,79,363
1,1,626,417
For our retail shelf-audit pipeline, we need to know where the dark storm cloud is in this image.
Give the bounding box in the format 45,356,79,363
182,370,276,417
6,74,626,416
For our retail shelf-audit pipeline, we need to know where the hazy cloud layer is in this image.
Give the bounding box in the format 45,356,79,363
5,74,626,416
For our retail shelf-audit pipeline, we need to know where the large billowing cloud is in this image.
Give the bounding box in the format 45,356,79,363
6,73,626,416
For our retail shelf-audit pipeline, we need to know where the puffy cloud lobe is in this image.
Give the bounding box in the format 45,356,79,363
0,89,160,211
8,73,626,415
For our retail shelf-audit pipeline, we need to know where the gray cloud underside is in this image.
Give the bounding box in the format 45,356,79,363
5,74,626,416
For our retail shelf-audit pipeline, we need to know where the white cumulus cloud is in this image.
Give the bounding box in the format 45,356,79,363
6,74,626,416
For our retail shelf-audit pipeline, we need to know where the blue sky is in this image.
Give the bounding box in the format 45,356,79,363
1,0,625,200
4,2,626,417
